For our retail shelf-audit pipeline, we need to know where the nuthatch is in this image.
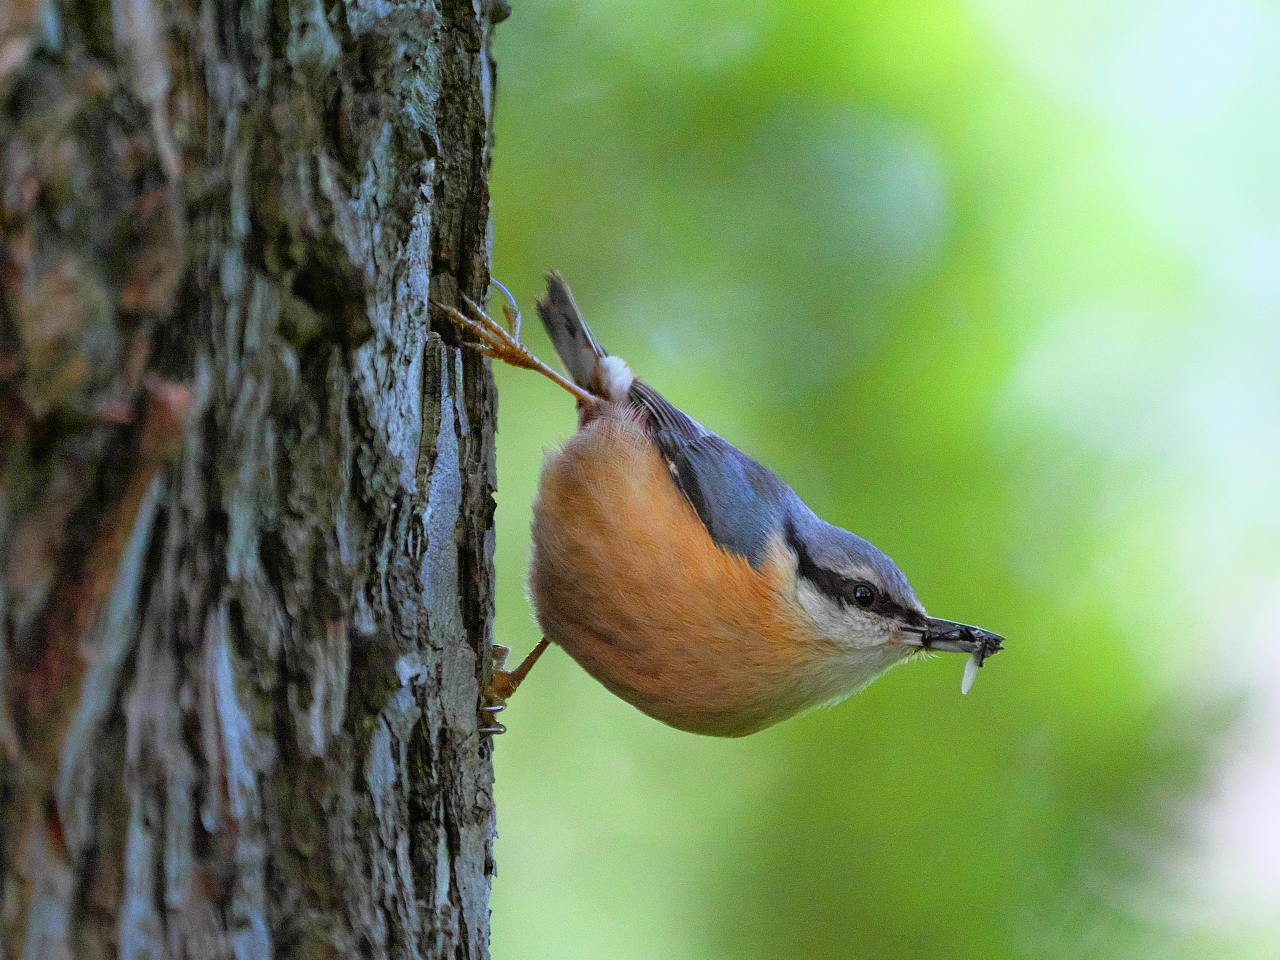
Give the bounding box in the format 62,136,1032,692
433,274,1004,737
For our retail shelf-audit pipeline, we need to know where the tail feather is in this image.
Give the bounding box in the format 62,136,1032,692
536,272,607,389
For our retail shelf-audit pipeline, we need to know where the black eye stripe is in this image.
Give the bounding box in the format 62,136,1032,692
789,538,877,608
789,524,848,601
798,560,854,606
785,518,891,613
814,575,878,609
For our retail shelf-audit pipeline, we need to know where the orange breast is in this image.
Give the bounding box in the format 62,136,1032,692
530,409,843,736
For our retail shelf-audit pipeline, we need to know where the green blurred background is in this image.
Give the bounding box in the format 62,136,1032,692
483,2,1280,958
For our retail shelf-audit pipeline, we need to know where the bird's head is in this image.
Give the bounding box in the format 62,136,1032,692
784,508,1004,693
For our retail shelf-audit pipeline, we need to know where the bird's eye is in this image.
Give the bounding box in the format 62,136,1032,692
852,583,876,608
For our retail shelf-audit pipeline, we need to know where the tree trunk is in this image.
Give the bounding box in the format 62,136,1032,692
0,0,505,955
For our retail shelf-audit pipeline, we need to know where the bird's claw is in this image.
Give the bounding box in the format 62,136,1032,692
477,639,552,737
479,702,508,736
480,643,515,736
490,277,523,341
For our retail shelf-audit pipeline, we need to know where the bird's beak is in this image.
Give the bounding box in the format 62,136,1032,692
910,617,1005,695
920,617,1004,665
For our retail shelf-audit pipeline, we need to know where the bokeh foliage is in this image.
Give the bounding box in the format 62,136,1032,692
485,2,1279,958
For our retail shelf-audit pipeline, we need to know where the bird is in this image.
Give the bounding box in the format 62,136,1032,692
430,274,1004,737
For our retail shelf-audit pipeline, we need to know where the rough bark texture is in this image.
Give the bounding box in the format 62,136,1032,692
0,0,506,955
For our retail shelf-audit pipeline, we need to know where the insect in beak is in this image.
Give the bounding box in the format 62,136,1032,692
905,618,1005,694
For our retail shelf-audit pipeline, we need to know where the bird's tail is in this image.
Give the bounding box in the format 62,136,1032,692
536,272,606,388
536,273,633,401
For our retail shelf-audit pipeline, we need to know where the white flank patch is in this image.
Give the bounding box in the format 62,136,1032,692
599,355,634,401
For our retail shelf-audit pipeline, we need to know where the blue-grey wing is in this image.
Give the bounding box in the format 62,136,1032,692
628,380,797,568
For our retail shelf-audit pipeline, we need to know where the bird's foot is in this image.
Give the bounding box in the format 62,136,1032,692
429,284,597,405
480,638,552,736
431,285,528,366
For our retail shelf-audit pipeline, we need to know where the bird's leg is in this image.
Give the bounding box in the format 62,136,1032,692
480,638,552,736
429,293,598,407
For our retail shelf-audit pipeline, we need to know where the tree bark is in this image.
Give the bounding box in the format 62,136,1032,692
0,0,505,956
